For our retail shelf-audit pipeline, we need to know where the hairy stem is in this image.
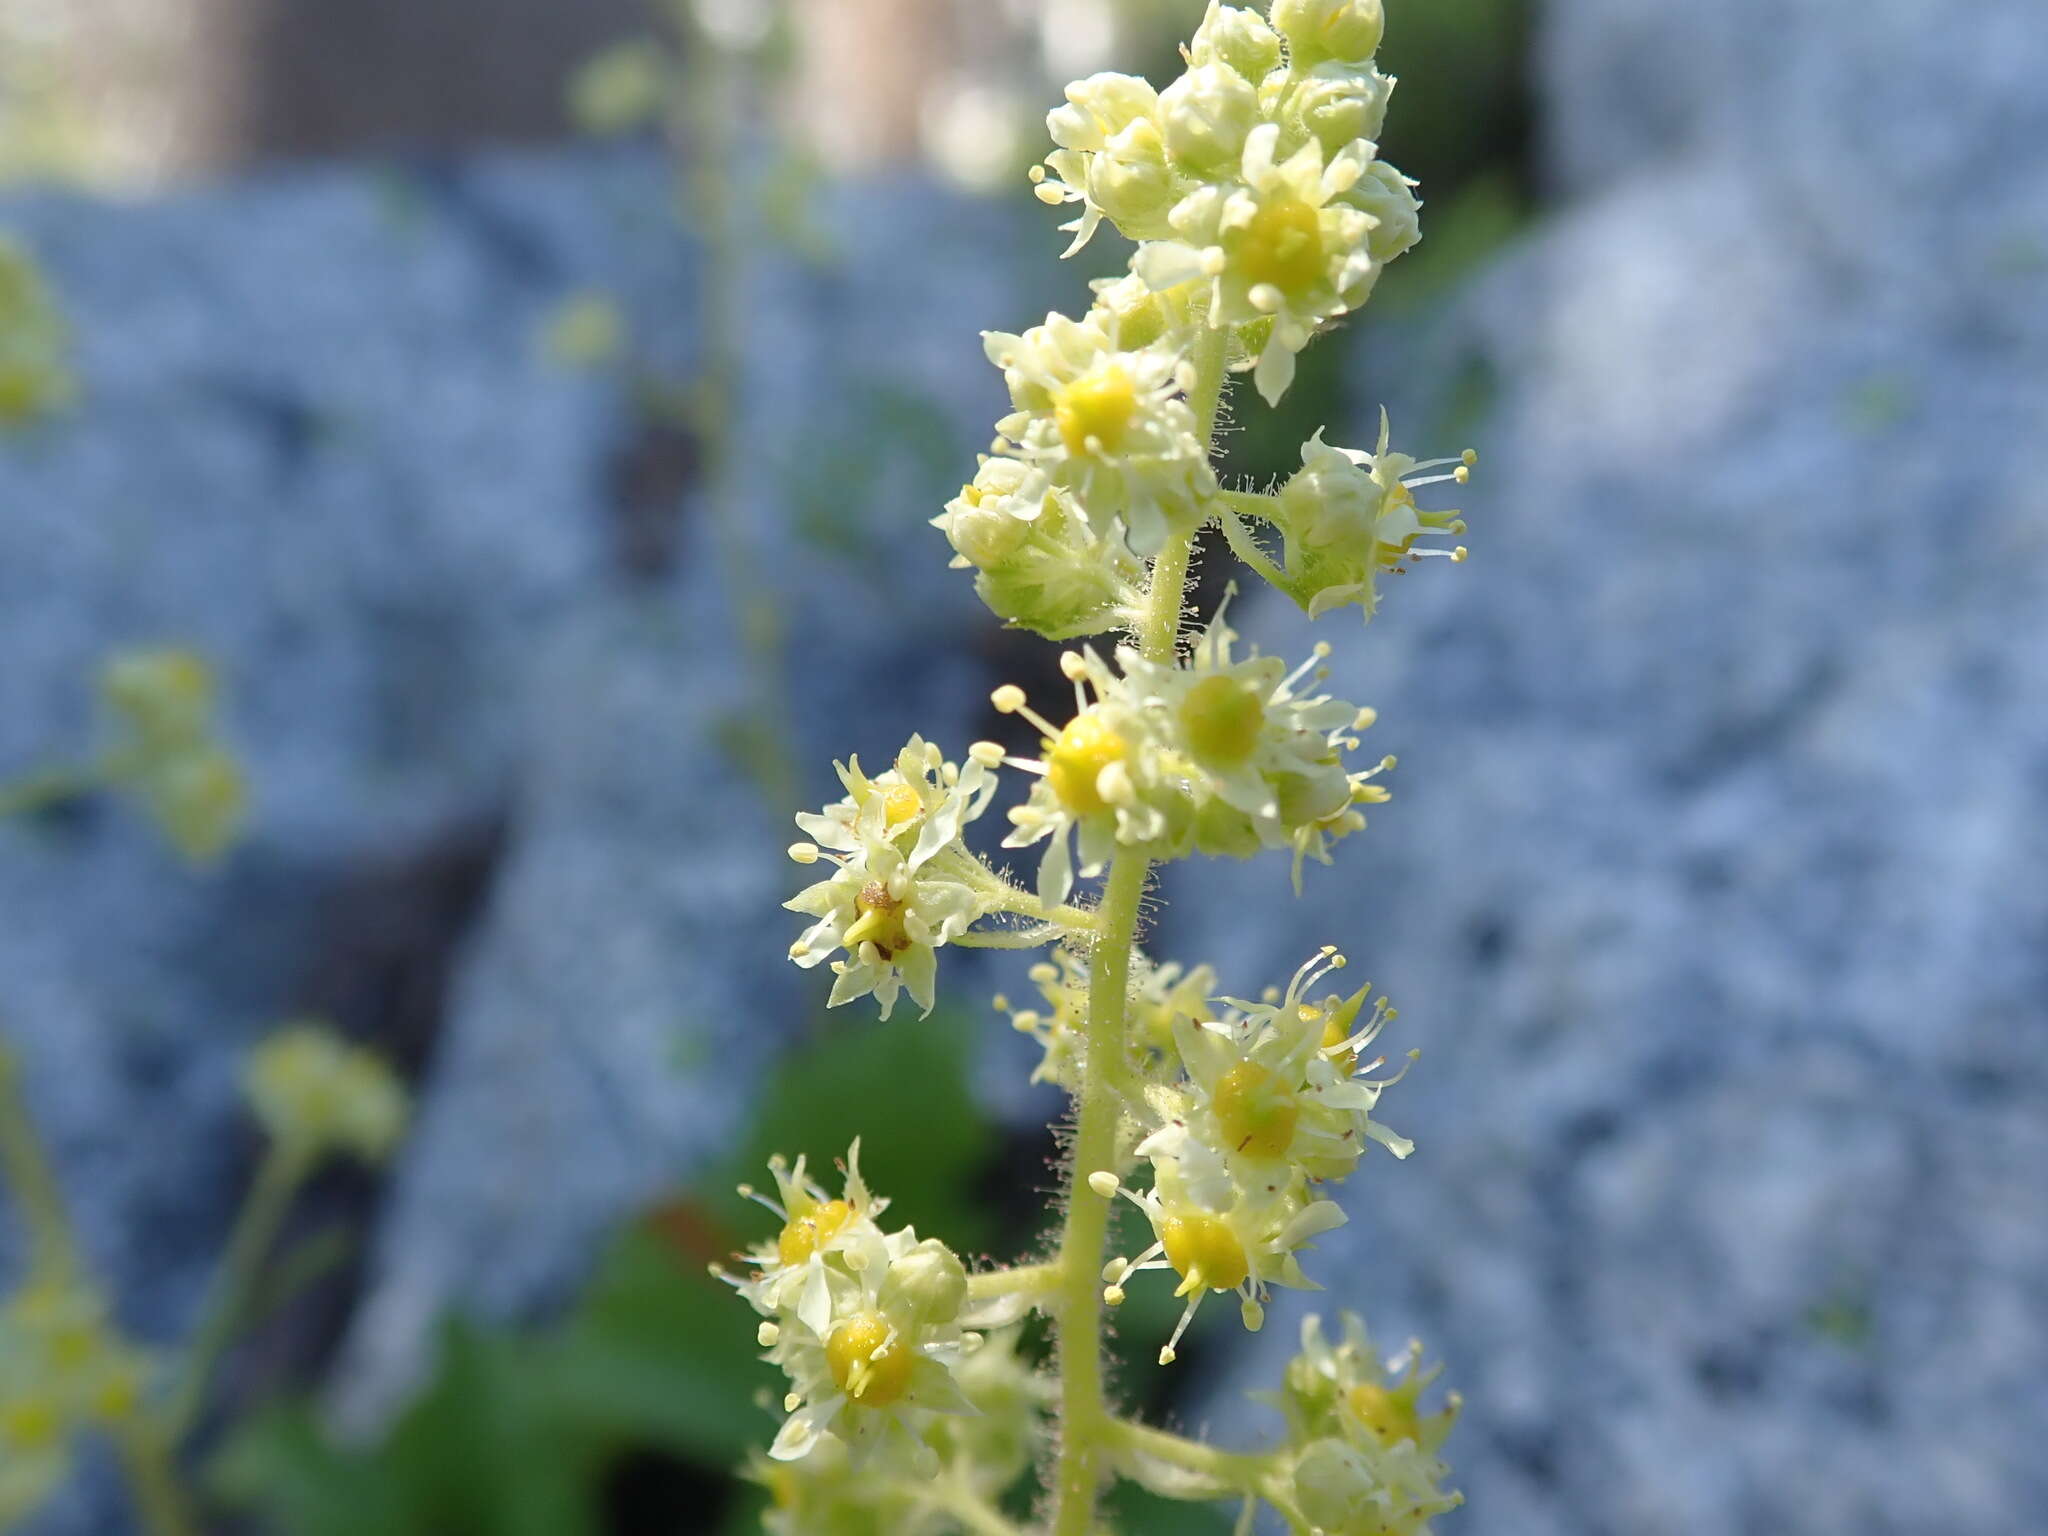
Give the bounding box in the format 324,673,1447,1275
1048,321,1229,1536
965,1261,1061,1302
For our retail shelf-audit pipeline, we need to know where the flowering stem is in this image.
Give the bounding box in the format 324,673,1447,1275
1049,324,1229,1535
163,1140,311,1440
114,1423,200,1536
0,1032,78,1275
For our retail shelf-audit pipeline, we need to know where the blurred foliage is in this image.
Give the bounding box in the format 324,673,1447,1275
215,1008,1003,1532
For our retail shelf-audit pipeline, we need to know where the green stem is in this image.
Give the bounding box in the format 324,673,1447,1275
1218,506,1290,592
927,1480,1029,1536
163,1141,311,1440
1106,1415,1280,1491
1,1031,198,1536
0,1035,77,1275
1048,324,1229,1536
115,1424,201,1536
0,764,94,823
965,1261,1061,1303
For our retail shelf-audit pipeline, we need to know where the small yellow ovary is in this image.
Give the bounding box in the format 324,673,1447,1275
776,1198,855,1267
1348,1380,1424,1448
1319,1009,1358,1074
843,882,910,958
881,783,922,830
1240,196,1325,297
1180,674,1266,766
1161,1211,1251,1293
826,1313,914,1407
1053,361,1139,457
1046,711,1126,815
1213,1060,1301,1159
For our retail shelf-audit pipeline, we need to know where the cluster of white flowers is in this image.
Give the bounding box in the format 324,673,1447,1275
785,736,1010,1018
98,649,249,866
245,1022,408,1165
1097,949,1415,1363
767,3,1480,1526
1259,1312,1462,1534
995,611,1390,906
723,1147,1041,1490
1037,0,1417,405
0,1278,148,1530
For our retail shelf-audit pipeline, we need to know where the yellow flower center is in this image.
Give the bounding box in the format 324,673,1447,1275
881,783,923,830
1046,711,1126,816
1348,1381,1423,1447
1160,1211,1251,1292
776,1197,855,1267
1240,195,1326,296
844,881,911,958
1053,362,1139,457
1212,1061,1300,1159
1180,675,1266,766
1319,1010,1357,1074
826,1313,915,1406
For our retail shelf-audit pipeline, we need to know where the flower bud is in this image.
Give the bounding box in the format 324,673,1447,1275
1292,1437,1380,1530
1085,120,1177,239
1159,63,1261,177
1190,3,1283,79
880,1237,967,1327
1048,72,1160,151
1283,59,1394,153
1277,434,1376,549
1271,0,1384,64
247,1022,409,1164
939,458,1041,569
1348,160,1422,264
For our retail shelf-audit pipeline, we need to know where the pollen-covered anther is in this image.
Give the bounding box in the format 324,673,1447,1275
1087,1170,1122,1199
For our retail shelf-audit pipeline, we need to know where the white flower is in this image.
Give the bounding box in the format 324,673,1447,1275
0,1277,150,1529
1135,122,1380,405
1104,1155,1348,1365
1154,948,1414,1186
764,1226,977,1473
994,655,1186,907
727,1145,890,1336
982,311,1216,556
1034,73,1175,253
933,456,1145,640
1264,412,1472,622
1118,603,1374,865
1262,1313,1463,1534
786,738,1003,1018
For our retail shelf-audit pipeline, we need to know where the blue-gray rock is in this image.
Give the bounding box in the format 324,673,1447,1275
1175,3,2048,1532
0,143,1048,1527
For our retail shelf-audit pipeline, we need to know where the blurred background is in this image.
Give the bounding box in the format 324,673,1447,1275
1,0,2043,1531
